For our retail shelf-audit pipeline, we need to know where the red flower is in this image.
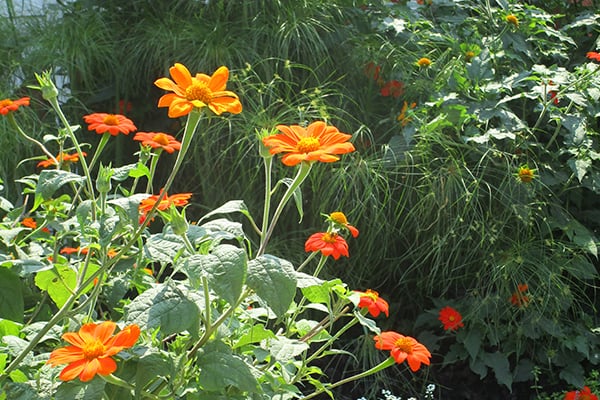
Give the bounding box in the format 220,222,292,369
373,331,431,371
133,132,181,154
305,232,349,260
356,289,389,317
380,80,404,98
46,321,140,382
83,113,137,136
438,306,464,331
0,97,30,115
565,386,599,400
510,283,530,307
587,52,600,62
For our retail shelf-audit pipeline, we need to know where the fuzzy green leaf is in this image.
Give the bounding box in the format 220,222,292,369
197,342,258,392
0,268,24,322
124,282,199,337
54,379,106,400
181,244,247,306
34,264,98,308
482,351,512,390
247,255,296,317
36,169,84,203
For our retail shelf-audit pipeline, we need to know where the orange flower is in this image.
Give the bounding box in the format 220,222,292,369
587,52,600,62
356,289,389,317
438,306,464,331
417,57,432,67
83,113,137,136
60,246,81,255
364,62,381,82
37,152,87,168
133,132,181,154
505,14,519,28
565,386,599,400
21,217,37,229
374,331,431,372
329,211,359,238
0,97,30,115
262,121,355,167
47,321,140,382
510,283,530,307
139,190,192,217
397,101,417,127
518,166,535,183
305,232,349,260
380,80,404,98
154,63,242,118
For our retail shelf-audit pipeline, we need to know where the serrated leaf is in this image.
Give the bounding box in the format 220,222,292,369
54,379,106,400
124,282,199,337
0,268,24,322
482,351,512,390
197,342,258,392
181,244,247,306
36,169,84,202
234,324,276,349
247,255,296,317
267,336,310,362
559,362,585,388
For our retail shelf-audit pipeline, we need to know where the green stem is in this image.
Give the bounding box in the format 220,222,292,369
101,374,162,400
87,132,111,172
296,251,318,273
257,162,312,256
259,156,273,248
145,150,163,193
7,113,58,165
301,357,396,400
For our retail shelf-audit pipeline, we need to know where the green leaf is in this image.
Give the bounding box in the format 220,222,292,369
459,325,482,360
35,169,84,203
181,244,247,306
54,379,106,400
135,350,172,398
144,233,185,264
280,178,303,223
267,336,310,362
559,361,585,388
197,341,258,392
0,268,24,322
108,194,150,223
124,282,200,337
247,255,297,317
198,200,254,224
233,324,276,349
567,158,591,183
199,218,246,242
126,162,151,179
34,264,99,308
482,351,512,389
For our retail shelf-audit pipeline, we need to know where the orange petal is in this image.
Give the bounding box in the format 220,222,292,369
209,66,230,92
58,359,88,381
169,63,192,89
47,346,85,365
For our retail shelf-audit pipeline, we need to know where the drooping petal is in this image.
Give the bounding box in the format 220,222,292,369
58,359,89,381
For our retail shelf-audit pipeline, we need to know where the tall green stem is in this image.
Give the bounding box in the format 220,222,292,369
301,357,396,400
257,162,312,256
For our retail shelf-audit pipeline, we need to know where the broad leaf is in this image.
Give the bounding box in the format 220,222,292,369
0,268,24,322
55,379,106,400
247,255,296,317
197,341,258,392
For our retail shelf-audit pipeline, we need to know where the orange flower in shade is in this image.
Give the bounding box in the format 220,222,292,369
0,97,30,115
510,283,530,307
565,386,599,400
397,101,417,127
305,232,349,260
518,166,535,183
329,211,359,238
21,217,37,229
373,331,431,372
262,121,355,167
364,62,382,82
37,152,87,168
47,321,140,382
587,52,600,62
154,63,242,118
83,113,137,136
438,306,464,331
505,14,519,28
138,190,192,217
133,132,181,154
356,289,389,317
380,80,404,98
417,57,432,67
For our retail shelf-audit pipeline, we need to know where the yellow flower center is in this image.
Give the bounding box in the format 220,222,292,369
417,58,431,67
83,339,106,360
448,315,455,322
297,137,321,153
519,168,534,182
0,99,13,107
394,337,414,354
185,82,213,103
152,133,170,146
103,114,119,125
506,15,519,27
330,211,348,225
365,289,379,301
322,232,338,243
